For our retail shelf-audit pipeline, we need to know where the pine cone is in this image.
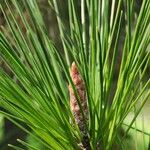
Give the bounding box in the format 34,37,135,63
69,62,90,149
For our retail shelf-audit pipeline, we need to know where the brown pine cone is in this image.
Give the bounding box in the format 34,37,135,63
69,62,90,149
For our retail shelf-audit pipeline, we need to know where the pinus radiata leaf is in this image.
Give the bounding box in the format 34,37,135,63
0,0,150,149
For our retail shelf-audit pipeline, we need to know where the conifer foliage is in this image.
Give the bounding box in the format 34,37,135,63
0,0,150,149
